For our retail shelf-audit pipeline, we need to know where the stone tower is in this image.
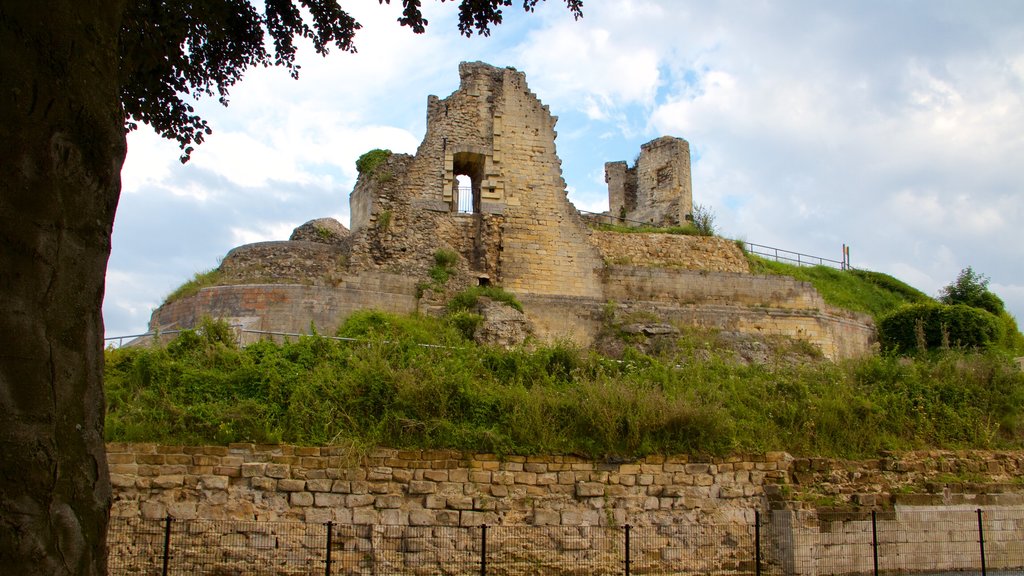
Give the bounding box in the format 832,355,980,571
606,136,693,227
349,62,604,298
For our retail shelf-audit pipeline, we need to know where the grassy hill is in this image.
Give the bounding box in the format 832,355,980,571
745,255,931,319
105,313,1024,458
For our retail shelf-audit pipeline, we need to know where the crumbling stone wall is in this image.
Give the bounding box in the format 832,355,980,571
218,241,348,286
592,232,749,273
150,274,418,338
141,61,877,360
345,62,603,297
606,136,693,226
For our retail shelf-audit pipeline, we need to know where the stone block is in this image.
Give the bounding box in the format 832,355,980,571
241,463,266,477
306,478,333,492
375,495,403,509
576,482,605,497
199,475,229,490
409,509,436,526
380,509,407,525
532,509,560,526
110,474,136,488
290,492,314,507
251,477,276,491
352,508,378,525
265,463,290,479
446,495,473,510
423,470,448,482
314,493,345,507
278,479,306,492
152,475,184,489
424,495,447,509
347,494,375,507
140,501,167,520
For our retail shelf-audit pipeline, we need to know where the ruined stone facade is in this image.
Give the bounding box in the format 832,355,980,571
606,136,693,227
347,61,603,298
146,62,875,359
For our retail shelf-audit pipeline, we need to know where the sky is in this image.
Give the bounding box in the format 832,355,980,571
106,0,1024,339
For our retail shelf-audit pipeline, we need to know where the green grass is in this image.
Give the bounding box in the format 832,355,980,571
593,223,704,236
105,316,1024,457
746,255,931,319
164,269,223,304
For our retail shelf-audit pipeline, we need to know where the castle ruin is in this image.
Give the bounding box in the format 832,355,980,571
606,136,693,227
148,62,874,359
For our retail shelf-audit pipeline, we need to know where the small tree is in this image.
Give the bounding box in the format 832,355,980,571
939,267,1005,316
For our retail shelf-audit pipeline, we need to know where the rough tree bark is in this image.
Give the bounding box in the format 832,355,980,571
0,2,127,574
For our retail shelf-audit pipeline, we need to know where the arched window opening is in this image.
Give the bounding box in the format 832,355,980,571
452,152,485,214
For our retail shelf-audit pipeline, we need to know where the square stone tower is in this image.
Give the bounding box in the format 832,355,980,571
606,136,693,227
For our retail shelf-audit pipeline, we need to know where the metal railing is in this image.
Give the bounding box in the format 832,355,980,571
107,508,1024,576
740,241,848,270
457,185,474,214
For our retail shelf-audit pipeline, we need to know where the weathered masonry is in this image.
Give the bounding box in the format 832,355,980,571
147,62,875,359
108,444,1024,574
606,135,693,226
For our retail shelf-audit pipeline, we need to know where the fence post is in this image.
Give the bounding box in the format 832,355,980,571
978,509,987,576
325,521,333,576
755,511,761,576
162,514,173,576
480,524,487,576
871,510,879,576
624,524,631,576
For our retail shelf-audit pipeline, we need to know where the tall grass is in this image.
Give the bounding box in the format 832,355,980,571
746,255,930,319
105,315,1024,458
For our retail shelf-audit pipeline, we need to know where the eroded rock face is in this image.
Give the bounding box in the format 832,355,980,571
289,218,350,244
474,298,531,348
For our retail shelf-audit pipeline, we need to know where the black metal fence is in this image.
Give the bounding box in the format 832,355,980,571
108,508,1024,575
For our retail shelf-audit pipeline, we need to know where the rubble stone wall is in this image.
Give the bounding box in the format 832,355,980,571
108,445,1024,526
592,232,750,273
107,445,1024,575
218,241,349,286
149,274,418,337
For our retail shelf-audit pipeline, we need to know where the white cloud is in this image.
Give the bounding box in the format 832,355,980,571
105,0,1024,337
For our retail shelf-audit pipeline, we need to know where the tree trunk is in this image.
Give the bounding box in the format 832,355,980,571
0,2,126,574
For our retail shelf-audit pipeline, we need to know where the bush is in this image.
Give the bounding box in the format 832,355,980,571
355,149,392,174
429,249,459,284
447,285,523,313
878,303,1001,353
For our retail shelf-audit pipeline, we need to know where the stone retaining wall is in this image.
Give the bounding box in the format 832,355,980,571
592,232,749,273
149,273,418,337
106,445,1024,575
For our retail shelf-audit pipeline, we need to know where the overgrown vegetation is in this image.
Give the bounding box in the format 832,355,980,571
878,267,1024,355
748,259,1022,355
105,316,1024,458
448,285,523,313
745,255,930,319
429,249,459,284
355,149,392,175
164,268,223,304
594,222,704,236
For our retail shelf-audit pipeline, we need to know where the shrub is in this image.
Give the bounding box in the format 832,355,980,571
691,203,717,236
429,249,459,284
447,285,523,313
355,149,392,174
878,303,1001,353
